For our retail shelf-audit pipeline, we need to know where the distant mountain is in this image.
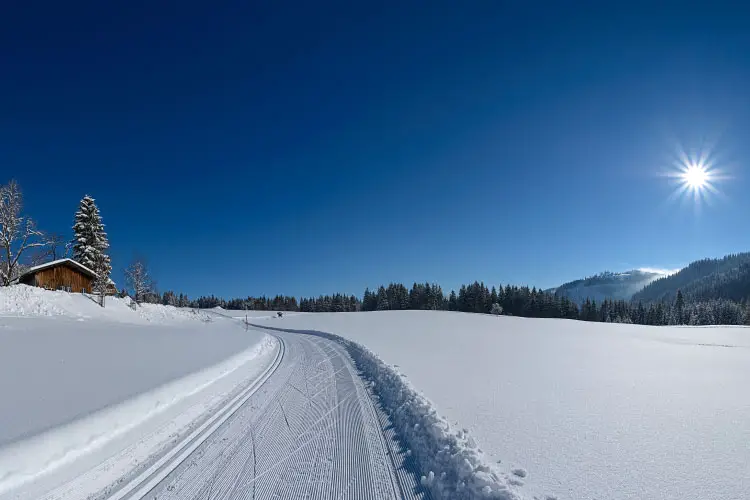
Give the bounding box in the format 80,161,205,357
632,252,750,304
550,269,668,305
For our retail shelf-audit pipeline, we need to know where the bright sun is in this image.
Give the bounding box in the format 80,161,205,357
663,144,729,208
682,164,709,189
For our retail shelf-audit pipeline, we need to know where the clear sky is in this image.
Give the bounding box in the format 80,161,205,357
2,2,749,298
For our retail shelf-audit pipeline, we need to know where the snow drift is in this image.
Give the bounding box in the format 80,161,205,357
0,284,212,323
344,338,520,500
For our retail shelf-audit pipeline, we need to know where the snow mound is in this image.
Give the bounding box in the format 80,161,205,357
349,345,521,500
264,326,521,500
0,285,70,317
135,302,213,323
0,285,210,324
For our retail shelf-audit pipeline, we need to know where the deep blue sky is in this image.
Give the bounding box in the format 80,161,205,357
2,2,749,298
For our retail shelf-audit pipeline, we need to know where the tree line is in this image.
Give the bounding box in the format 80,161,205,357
144,291,359,312
578,292,748,326
166,281,750,326
361,281,581,318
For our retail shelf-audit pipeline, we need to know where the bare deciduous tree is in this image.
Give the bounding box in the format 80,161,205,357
47,232,69,260
0,181,44,285
30,232,69,266
125,258,154,304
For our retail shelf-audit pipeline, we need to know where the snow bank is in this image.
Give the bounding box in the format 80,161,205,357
346,340,520,500
0,284,214,324
253,324,520,500
135,302,214,323
0,285,79,317
0,336,278,499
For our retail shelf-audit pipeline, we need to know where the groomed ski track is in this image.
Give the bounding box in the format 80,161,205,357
120,324,427,500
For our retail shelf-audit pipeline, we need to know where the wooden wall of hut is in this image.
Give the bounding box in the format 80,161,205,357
21,265,93,293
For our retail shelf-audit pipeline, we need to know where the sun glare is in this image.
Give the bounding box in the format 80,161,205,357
662,146,728,208
682,163,709,189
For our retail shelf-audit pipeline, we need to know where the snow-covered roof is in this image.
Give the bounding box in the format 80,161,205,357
20,258,98,278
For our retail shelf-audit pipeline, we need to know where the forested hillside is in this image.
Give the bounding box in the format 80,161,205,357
633,253,750,303
552,269,665,304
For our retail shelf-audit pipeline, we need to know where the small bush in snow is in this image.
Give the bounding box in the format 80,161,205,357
491,303,503,315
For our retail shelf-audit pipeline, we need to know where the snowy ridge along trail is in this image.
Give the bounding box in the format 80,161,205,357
97,337,286,500
124,323,428,500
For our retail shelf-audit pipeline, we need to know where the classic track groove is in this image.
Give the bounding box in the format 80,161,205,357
114,325,427,499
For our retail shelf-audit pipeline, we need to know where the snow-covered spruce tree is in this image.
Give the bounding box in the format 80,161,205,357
91,252,110,307
72,195,111,281
376,286,390,310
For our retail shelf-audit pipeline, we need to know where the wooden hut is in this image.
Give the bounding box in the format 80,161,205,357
18,259,97,294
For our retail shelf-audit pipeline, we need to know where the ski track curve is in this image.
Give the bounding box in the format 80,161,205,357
131,328,428,500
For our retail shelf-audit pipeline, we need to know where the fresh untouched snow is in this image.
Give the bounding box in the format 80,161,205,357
275,311,750,500
0,285,276,500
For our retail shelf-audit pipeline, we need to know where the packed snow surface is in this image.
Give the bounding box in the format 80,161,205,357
142,328,430,500
276,311,750,500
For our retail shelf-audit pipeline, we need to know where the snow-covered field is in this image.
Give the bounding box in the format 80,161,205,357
0,286,276,500
4,287,748,500
274,311,750,500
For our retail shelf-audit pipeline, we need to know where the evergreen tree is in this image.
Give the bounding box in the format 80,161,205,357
675,289,685,325
72,195,111,281
91,252,110,307
399,285,410,309
362,288,377,311
410,282,424,309
376,286,390,310
448,290,458,311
